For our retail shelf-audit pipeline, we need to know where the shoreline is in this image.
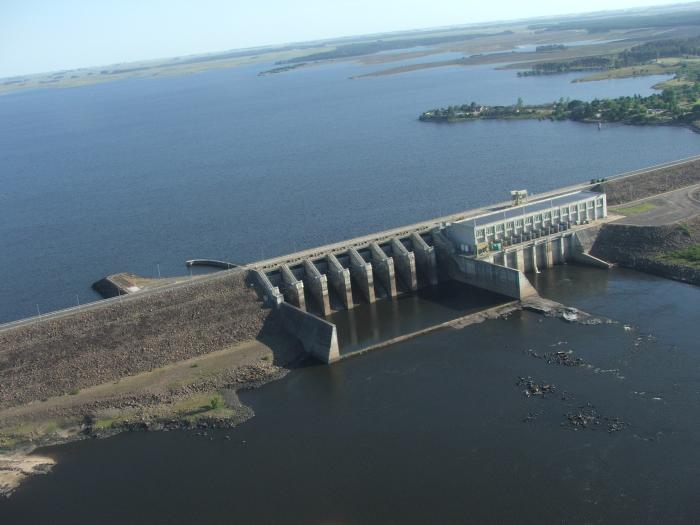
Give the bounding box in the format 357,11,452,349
422,113,700,134
0,336,303,498
0,455,56,498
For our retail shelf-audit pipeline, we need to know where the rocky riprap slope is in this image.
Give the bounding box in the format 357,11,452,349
591,216,700,285
0,270,271,409
596,158,700,205
587,158,700,284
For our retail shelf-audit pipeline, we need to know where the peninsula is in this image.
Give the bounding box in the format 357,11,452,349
420,36,700,130
418,91,698,129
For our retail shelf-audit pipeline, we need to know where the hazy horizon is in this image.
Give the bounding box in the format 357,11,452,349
1,0,697,78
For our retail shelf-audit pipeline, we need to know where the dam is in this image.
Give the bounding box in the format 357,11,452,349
247,187,612,363
0,182,616,371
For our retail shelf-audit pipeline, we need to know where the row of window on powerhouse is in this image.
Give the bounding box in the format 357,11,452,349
474,199,605,242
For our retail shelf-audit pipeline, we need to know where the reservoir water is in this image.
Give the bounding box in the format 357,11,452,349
2,266,699,523
1,59,700,322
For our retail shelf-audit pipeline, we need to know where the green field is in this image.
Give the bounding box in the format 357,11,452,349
616,202,657,215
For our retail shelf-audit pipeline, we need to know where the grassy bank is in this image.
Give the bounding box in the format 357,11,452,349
657,244,700,268
616,203,657,216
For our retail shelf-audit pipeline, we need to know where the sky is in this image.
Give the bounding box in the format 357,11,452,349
0,0,694,77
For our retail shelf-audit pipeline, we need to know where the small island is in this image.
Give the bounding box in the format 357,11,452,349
257,62,308,76
419,91,700,128
535,44,567,53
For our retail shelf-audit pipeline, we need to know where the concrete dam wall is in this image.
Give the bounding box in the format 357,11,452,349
253,226,602,316
257,232,439,316
249,220,612,363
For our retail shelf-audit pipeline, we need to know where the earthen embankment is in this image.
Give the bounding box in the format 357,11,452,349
0,270,273,409
596,158,700,205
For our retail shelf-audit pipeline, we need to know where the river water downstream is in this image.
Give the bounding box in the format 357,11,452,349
2,266,699,523
329,281,507,355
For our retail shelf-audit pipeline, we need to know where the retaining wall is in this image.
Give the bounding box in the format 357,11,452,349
277,302,340,364
451,255,538,299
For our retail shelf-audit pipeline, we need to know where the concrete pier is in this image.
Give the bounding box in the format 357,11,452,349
544,242,554,269
370,242,397,298
303,259,332,316
255,229,442,313
254,229,444,312
515,249,525,272
431,229,456,282
349,248,376,303
500,236,574,272
326,254,353,309
391,238,418,291
556,237,566,264
503,251,514,269
411,233,438,285
250,269,283,307
280,264,305,310
530,245,539,273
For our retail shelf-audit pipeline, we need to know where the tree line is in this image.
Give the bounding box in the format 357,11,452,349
519,36,700,77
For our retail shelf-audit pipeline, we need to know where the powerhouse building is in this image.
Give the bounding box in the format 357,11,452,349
446,189,607,254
